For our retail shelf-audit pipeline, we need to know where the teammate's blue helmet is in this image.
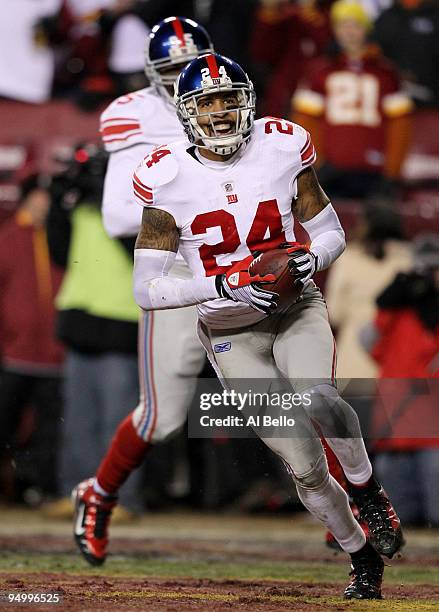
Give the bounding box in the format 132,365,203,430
145,17,213,101
175,53,256,156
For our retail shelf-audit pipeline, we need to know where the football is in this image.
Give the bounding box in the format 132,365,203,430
249,248,303,312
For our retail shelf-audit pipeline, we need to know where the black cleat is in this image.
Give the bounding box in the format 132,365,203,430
349,476,404,558
344,542,384,600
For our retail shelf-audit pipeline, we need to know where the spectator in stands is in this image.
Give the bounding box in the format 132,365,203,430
250,0,333,116
293,0,413,199
366,234,439,526
41,0,257,108
373,0,439,108
325,204,412,379
100,1,150,97
0,0,60,103
0,175,64,502
44,145,142,520
40,0,138,109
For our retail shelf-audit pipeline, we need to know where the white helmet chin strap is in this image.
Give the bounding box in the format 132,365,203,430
189,117,244,155
201,134,243,156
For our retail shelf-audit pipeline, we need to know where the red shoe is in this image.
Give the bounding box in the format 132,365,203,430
72,478,117,566
348,476,404,559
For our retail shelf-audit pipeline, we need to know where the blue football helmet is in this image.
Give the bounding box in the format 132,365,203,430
175,53,256,156
145,17,213,101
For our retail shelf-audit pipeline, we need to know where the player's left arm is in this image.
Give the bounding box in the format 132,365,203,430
289,166,345,282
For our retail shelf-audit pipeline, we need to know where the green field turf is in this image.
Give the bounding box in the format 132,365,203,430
0,511,437,610
0,552,438,610
0,550,437,584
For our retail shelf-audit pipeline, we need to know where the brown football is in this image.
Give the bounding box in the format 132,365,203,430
249,248,303,312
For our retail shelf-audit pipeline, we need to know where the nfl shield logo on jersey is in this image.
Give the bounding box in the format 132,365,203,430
223,181,238,204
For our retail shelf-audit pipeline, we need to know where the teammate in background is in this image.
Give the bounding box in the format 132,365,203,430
72,15,214,558
129,53,402,599
293,0,413,199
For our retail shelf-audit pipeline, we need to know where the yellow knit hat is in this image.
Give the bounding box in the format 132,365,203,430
330,0,372,29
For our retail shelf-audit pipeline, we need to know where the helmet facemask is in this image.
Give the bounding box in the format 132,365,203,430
176,82,256,156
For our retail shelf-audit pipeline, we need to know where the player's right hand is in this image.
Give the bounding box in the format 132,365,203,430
215,255,279,315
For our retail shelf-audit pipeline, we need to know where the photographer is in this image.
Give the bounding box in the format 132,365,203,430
44,145,143,520
367,234,439,526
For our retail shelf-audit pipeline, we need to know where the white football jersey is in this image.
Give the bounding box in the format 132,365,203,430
100,86,181,153
100,87,185,239
133,117,316,329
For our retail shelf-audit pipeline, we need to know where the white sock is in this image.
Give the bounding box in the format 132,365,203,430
304,385,373,485
296,473,366,553
93,478,111,498
326,437,372,485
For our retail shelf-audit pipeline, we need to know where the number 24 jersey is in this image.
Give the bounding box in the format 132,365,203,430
133,117,316,329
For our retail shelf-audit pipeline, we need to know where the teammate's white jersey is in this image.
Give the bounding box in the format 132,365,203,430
133,117,316,329
100,87,184,238
101,87,181,154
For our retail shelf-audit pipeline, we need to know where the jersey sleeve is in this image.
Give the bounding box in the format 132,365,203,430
258,118,317,197
295,122,317,168
292,67,326,117
290,125,317,194
100,91,148,153
133,164,154,206
133,145,180,216
380,69,413,118
382,92,413,118
260,117,317,169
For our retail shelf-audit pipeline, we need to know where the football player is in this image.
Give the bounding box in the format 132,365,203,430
72,16,214,560
129,53,403,599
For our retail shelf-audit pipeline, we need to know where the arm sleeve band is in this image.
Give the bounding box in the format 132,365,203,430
133,249,218,310
300,203,346,271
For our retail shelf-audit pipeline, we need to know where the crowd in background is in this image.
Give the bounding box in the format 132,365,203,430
0,0,438,527
1,0,439,111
